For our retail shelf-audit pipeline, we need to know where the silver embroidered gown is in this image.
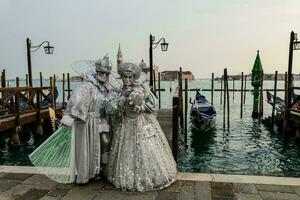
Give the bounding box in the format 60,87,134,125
63,74,110,183
106,84,177,191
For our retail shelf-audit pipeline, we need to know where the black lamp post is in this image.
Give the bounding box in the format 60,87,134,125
284,31,300,132
149,34,168,94
26,37,54,87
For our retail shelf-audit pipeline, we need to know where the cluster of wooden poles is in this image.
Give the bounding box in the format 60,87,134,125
1,70,73,109
170,68,289,156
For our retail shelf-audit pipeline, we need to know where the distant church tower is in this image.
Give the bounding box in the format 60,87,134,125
117,44,123,66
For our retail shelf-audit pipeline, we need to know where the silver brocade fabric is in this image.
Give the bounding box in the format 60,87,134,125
106,84,177,191
64,74,110,183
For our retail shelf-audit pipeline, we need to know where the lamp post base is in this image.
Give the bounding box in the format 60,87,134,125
252,111,260,118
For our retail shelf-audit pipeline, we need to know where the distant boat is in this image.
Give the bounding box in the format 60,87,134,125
190,91,216,131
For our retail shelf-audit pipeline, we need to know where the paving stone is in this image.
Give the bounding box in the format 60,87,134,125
2,173,33,181
93,190,125,200
39,196,61,200
179,180,195,200
121,191,157,200
23,174,57,190
162,181,181,193
101,182,119,190
0,173,6,178
0,194,15,200
83,179,107,190
211,197,236,200
235,193,262,200
14,189,49,200
4,184,35,197
259,191,300,200
61,187,98,200
195,181,211,200
233,183,258,194
55,183,74,189
291,186,300,196
255,184,294,193
157,191,179,200
212,188,235,199
181,181,195,187
211,182,234,190
47,188,70,197
0,179,21,193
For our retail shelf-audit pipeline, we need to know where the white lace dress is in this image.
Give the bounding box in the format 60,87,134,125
106,84,177,191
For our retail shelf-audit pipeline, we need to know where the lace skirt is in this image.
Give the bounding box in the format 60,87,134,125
107,113,177,191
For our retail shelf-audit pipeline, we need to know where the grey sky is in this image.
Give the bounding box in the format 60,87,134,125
1,0,300,79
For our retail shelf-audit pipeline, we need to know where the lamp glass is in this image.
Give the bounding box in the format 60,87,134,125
160,42,168,51
44,46,54,54
293,41,300,50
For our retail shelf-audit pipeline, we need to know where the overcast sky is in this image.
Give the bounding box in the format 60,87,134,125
1,0,300,79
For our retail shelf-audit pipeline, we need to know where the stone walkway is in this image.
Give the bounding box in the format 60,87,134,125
0,170,300,200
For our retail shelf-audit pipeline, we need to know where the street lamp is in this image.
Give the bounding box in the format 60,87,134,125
284,31,300,133
26,37,54,87
149,34,169,94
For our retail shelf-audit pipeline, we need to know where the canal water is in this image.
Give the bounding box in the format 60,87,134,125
1,79,300,177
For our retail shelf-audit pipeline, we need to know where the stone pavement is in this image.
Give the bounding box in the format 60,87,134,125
0,171,300,200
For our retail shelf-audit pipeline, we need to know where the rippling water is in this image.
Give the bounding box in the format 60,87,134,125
1,79,300,177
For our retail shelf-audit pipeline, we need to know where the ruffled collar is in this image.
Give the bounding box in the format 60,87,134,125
84,73,109,91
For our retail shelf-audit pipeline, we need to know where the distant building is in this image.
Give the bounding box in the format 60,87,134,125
294,74,300,81
160,70,195,81
70,75,83,81
117,44,123,66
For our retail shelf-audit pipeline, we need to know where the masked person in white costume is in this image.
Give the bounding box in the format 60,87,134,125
29,56,112,184
106,62,177,191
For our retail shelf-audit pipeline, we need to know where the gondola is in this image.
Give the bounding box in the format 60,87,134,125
190,91,216,131
266,90,300,115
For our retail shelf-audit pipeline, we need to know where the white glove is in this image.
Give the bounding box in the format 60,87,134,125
133,105,145,113
60,115,74,127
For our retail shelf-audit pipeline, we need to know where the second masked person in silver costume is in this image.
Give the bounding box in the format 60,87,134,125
105,62,177,191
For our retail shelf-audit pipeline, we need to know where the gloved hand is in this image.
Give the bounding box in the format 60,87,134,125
133,105,145,113
60,115,74,127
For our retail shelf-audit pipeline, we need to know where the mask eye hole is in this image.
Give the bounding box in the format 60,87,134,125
99,71,109,76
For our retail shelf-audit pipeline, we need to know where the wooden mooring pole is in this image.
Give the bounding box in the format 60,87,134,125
36,84,43,136
240,72,244,118
178,68,184,133
1,70,6,88
271,71,278,130
220,77,223,105
16,77,19,87
26,74,28,87
40,72,43,87
63,73,65,108
67,73,71,100
259,77,264,123
158,72,161,109
172,96,179,162
233,79,235,100
184,78,188,146
226,69,230,129
283,72,288,133
244,75,247,105
211,73,214,105
50,76,53,106
223,70,226,129
11,88,21,146
53,75,56,111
